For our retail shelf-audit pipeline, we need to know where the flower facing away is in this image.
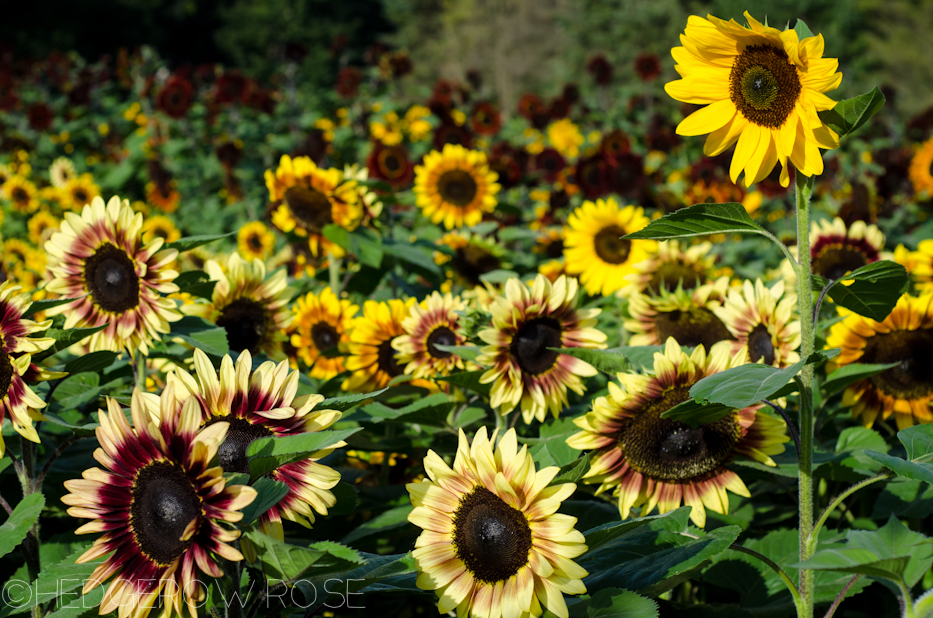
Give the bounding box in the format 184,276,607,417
665,12,842,187
477,275,607,423
0,282,54,457
567,339,788,527
166,349,345,539
62,389,257,618
414,144,500,230
44,196,182,356
343,298,422,392
290,286,359,381
393,291,476,380
562,198,657,297
408,427,587,618
714,279,801,368
827,293,933,429
620,240,718,298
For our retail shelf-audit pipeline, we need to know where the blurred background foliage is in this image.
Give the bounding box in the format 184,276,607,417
3,0,933,114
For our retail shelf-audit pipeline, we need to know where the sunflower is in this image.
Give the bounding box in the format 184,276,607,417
562,198,658,297
63,173,101,211
665,11,842,187
0,282,54,457
49,156,77,188
27,210,60,245
342,163,384,222
408,427,587,618
826,293,933,429
911,240,933,294
625,276,734,349
909,137,933,197
621,240,717,297
343,298,419,392
237,221,276,261
714,279,801,367
436,231,508,289
185,253,293,357
3,175,39,213
290,287,358,381
146,181,181,213
44,196,182,356
393,292,475,380
477,275,607,423
367,141,415,189
568,338,788,527
414,144,500,230
807,217,885,281
142,215,182,245
266,155,363,258
0,163,11,195
166,349,345,539
62,389,257,618
547,119,584,159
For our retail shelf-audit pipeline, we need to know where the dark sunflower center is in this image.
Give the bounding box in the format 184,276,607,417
84,243,141,313
130,461,202,565
510,317,562,376
438,170,478,207
0,348,13,398
379,150,403,177
207,417,274,475
453,486,532,584
452,245,501,287
860,328,933,400
729,45,802,129
654,307,733,350
812,246,869,281
12,188,27,202
74,189,88,202
216,298,267,354
594,226,631,265
619,385,742,481
747,323,776,366
283,186,334,233
426,326,457,359
647,262,702,295
311,322,339,352
377,337,405,377
247,233,263,251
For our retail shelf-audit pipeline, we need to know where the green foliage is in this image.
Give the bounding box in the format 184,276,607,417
247,428,362,480
818,87,887,139
813,260,909,322
165,232,235,253
169,316,230,357
0,494,45,560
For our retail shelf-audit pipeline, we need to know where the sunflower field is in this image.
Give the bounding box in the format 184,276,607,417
1,6,933,618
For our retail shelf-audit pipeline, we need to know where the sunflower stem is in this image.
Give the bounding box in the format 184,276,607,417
823,575,862,618
794,170,816,618
729,543,802,605
328,257,342,295
17,436,42,598
809,472,892,546
135,352,146,393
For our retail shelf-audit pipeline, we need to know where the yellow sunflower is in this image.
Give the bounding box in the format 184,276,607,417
63,173,101,212
343,298,422,392
142,214,182,245
393,292,475,380
563,198,657,297
909,137,933,197
237,221,276,261
49,156,77,188
625,276,734,349
621,240,717,298
477,275,607,423
266,154,363,258
146,181,181,213
665,11,842,187
911,240,933,294
290,287,358,381
435,231,508,289
408,427,587,618
547,118,584,159
714,279,801,367
414,144,500,230
4,175,40,213
27,210,60,245
826,293,933,429
568,338,788,527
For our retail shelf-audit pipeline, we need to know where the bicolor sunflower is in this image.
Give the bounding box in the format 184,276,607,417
477,275,607,423
826,293,933,429
0,282,54,457
393,292,475,380
342,298,419,392
568,338,788,527
290,287,358,381
44,196,181,356
237,221,276,261
715,279,801,367
49,156,77,188
808,217,885,281
414,144,500,230
625,276,734,349
909,137,933,197
62,390,257,618
666,11,842,187
266,155,363,258
436,231,508,289
563,198,657,297
621,240,717,298
408,427,587,618
185,253,293,357
166,349,345,539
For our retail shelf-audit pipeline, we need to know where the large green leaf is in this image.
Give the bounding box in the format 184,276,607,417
239,477,290,524
22,296,84,318
170,316,230,357
382,241,441,275
247,428,361,480
822,362,900,398
569,589,659,618
813,260,908,321
552,453,591,486
244,530,362,583
847,516,933,587
0,544,105,617
360,393,456,427
552,347,629,375
863,424,933,483
172,269,218,298
796,549,909,582
835,426,889,474
342,505,414,545
863,450,933,484
793,18,815,40
320,388,389,411
898,424,933,460
290,552,420,600
0,494,45,560
63,350,119,375
165,232,235,253
623,203,768,240
436,370,492,396
46,324,107,353
817,87,886,139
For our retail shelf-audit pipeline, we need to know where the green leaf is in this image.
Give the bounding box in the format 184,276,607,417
342,505,414,545
817,87,886,139
244,529,338,582
532,444,558,469
552,453,591,486
360,393,456,427
622,202,767,241
170,315,230,356
436,370,491,396
578,588,659,618
46,373,103,415
813,260,908,321
308,540,364,564
46,324,107,352
173,270,217,298
0,494,44,559
291,552,419,598
794,18,815,40
323,224,352,250
329,481,360,517
836,427,889,474
898,425,933,461
165,232,235,253
796,548,910,583
552,347,629,375
479,269,520,284
382,241,441,275
432,344,482,362
239,477,289,524
823,362,901,398
351,227,384,268
320,388,389,411
660,400,736,428
42,588,104,618
847,516,933,587
862,450,933,484
247,428,361,480
22,297,84,318
584,510,685,553
612,346,666,370
63,351,119,375
0,544,105,617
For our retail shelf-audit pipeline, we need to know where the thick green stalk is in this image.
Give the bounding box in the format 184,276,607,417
795,171,816,618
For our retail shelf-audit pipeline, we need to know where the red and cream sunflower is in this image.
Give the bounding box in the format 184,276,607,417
568,338,788,527
807,217,885,281
625,276,734,349
714,279,801,368
620,240,718,298
44,196,181,356
393,292,476,380
290,286,358,381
